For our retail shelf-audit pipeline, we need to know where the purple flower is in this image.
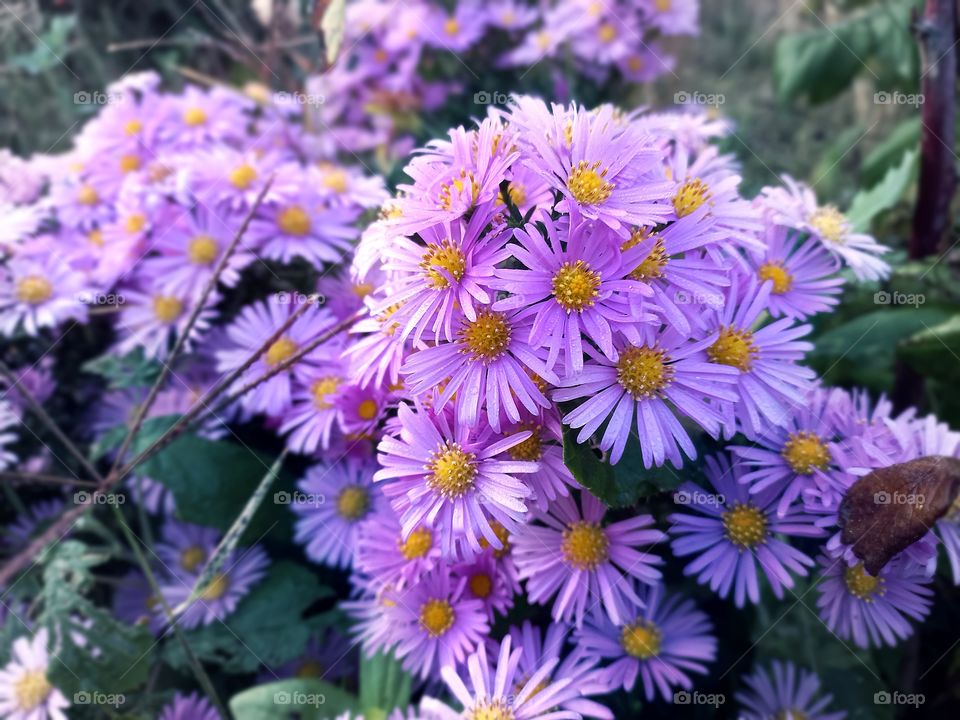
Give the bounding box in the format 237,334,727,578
354,507,442,590
155,84,253,149
498,409,577,512
512,491,664,626
669,454,823,607
736,661,846,720
114,284,219,360
0,629,70,720
0,253,91,336
158,692,219,720
250,190,360,267
576,583,716,702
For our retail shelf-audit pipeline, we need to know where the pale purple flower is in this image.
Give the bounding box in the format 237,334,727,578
736,661,846,720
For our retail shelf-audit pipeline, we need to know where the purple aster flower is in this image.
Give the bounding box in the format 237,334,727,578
158,692,218,720
760,175,890,281
668,453,824,607
47,173,115,230
492,210,656,374
269,630,355,682
113,284,219,359
0,629,70,720
508,99,674,236
451,549,516,620
402,305,556,431
426,633,585,720
736,661,846,720
185,145,288,214
499,409,577,512
424,2,488,52
554,327,740,466
487,0,539,31
354,507,442,590
215,297,337,416
292,457,384,569
279,362,349,453
374,402,537,558
576,583,716,702
344,299,407,390
512,491,664,626
156,519,221,581
0,253,91,336
3,498,65,549
155,84,253,149
750,224,844,319
112,570,164,634
703,278,816,437
376,202,511,344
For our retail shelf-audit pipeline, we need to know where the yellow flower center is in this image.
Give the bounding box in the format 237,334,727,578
627,55,644,72
782,431,831,475
357,398,378,420
507,182,526,207
180,545,206,573
844,563,884,601
461,310,512,361
470,700,516,720
809,206,847,244
399,527,433,560
337,485,370,521
469,572,493,599
125,212,147,234
15,276,53,305
479,521,511,558
758,262,794,294
444,17,460,36
620,619,662,659
421,241,467,289
673,178,711,217
188,235,218,265
153,295,183,323
229,163,258,189
278,205,312,236
656,0,672,10
622,228,668,280
310,376,341,409
124,119,143,136
296,660,324,678
707,326,758,372
14,670,51,711
598,23,616,43
561,521,609,570
567,161,614,205
183,107,208,126
552,260,601,312
88,229,104,246
265,337,298,366
774,710,807,720
508,425,542,462
722,503,768,549
120,154,141,173
427,443,477,498
322,168,349,194
419,598,455,637
201,573,229,600
77,184,99,206
438,172,478,210
616,346,673,399
536,31,551,51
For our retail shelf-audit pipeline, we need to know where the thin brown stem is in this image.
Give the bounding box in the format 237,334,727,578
0,471,97,489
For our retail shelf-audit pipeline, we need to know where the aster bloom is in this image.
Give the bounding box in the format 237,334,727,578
114,284,219,359
0,629,70,720
156,519,221,581
374,402,537,557
576,583,716,702
452,549,516,620
386,568,490,679
402,305,557,431
270,629,355,682
156,84,253,149
292,457,383,569
512,491,664,626
493,211,656,374
736,661,846,720
112,571,164,633
158,692,219,720
669,454,823,607
815,552,934,649
0,254,91,336
160,542,270,630
509,99,675,235
761,175,890,281
376,202,511,344
354,507,442,590
3,498,66,549
344,298,408,390
554,327,739,466
499,410,577,512
279,361,352,453
46,173,116,230
431,633,590,720
749,225,844,319
703,278,816,437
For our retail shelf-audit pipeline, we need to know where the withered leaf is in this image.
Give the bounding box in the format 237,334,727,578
838,455,960,575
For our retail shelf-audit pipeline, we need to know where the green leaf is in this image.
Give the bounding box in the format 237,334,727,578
846,149,917,232
142,435,294,542
230,678,359,720
899,314,960,383
82,348,163,390
321,0,346,65
163,562,334,674
8,15,77,74
359,650,412,718
861,117,921,187
90,414,179,461
774,23,868,104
